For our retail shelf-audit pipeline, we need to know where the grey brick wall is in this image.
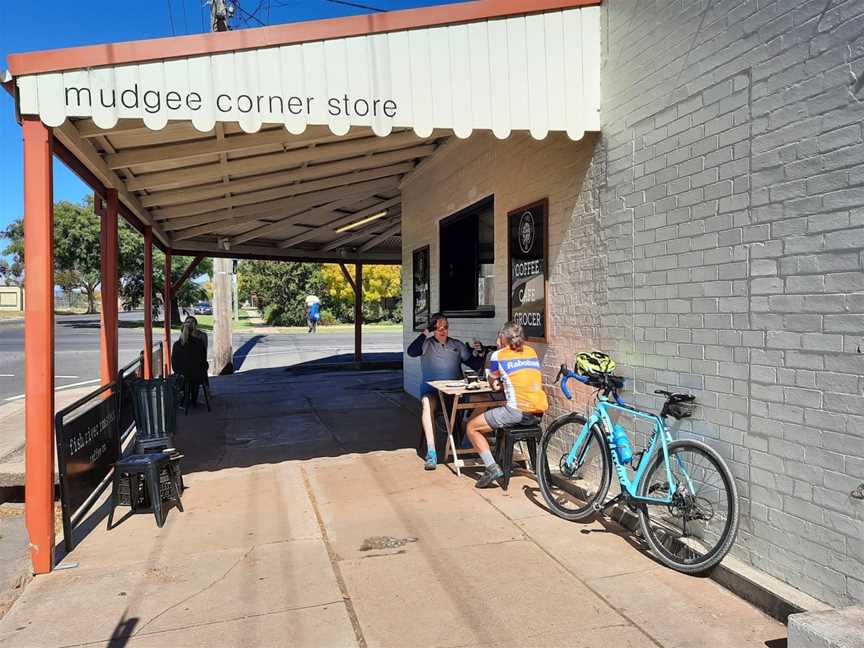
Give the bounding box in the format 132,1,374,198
593,0,864,606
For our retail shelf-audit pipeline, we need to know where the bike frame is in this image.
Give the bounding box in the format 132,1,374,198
562,372,688,505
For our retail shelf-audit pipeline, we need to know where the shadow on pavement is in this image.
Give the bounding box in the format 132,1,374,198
232,334,266,371
175,366,418,475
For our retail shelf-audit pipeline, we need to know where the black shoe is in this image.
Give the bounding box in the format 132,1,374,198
475,464,504,489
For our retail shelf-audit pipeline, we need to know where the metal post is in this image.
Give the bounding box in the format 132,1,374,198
99,189,119,386
164,249,172,376
143,226,153,379
23,117,55,574
354,262,363,362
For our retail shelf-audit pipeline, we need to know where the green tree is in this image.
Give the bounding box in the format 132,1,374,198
1,197,210,317
119,246,211,321
238,260,324,326
0,219,24,286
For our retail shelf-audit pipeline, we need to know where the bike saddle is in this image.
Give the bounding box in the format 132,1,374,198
654,389,695,402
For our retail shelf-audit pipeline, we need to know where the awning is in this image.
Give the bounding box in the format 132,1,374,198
4,0,602,262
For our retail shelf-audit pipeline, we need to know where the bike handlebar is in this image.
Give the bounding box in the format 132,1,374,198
556,364,619,402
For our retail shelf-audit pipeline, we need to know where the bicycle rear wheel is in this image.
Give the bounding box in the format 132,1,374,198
637,439,739,573
537,414,611,521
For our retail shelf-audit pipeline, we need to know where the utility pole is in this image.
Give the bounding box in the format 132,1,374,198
209,0,232,32
232,259,239,322
209,10,234,373
212,256,234,375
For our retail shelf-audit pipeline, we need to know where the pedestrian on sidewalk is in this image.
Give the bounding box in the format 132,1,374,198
305,294,321,333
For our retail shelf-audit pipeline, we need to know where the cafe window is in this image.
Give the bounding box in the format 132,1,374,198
439,196,495,317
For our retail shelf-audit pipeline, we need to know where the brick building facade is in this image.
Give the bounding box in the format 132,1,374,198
402,0,864,607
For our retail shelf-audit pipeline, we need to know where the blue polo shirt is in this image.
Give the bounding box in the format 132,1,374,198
407,333,472,395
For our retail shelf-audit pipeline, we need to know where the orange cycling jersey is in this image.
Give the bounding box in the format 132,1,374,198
488,346,549,414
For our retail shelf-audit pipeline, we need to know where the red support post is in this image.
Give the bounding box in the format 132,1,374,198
99,189,119,386
354,263,363,362
164,249,172,376
22,117,55,574
143,226,153,379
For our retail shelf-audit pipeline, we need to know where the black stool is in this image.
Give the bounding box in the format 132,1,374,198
493,419,543,491
107,453,183,530
184,380,211,414
162,448,185,495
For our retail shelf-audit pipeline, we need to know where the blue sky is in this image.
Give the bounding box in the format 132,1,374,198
0,0,466,255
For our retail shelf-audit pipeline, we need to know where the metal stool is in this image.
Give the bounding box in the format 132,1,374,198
493,419,543,491
107,453,183,529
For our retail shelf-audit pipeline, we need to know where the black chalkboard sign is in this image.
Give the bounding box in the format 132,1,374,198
413,245,430,331
55,385,121,552
508,199,548,341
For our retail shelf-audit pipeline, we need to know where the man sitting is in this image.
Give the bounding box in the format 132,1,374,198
407,313,482,470
464,321,549,488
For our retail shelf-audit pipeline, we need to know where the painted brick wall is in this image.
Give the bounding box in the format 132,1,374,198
599,0,864,606
400,0,864,606
400,131,599,398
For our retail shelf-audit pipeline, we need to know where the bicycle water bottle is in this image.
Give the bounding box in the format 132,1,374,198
612,424,633,465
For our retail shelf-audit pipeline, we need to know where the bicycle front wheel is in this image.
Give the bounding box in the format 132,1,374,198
537,414,611,521
637,439,739,573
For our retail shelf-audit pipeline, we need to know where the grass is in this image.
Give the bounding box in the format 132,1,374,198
274,322,403,333
188,313,255,332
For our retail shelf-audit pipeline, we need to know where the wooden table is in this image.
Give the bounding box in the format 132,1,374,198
426,379,504,477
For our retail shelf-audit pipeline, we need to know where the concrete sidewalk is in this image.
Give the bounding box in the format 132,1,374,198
0,368,786,647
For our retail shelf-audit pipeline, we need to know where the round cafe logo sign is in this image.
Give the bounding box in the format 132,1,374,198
518,211,535,254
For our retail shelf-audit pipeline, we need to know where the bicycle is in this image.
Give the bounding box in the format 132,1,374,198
536,364,739,574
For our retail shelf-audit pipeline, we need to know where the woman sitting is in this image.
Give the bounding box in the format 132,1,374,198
172,319,209,405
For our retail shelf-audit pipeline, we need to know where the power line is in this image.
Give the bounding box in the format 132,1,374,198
235,1,267,26
325,0,386,11
166,0,177,35
181,0,190,34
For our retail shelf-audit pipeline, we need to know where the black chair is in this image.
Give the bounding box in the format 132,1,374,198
183,378,211,415
107,453,183,529
493,417,543,491
130,377,178,453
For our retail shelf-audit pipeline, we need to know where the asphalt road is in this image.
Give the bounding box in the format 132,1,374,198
0,313,403,401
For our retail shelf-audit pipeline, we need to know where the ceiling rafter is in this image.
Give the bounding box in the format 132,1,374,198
106,125,371,169
358,222,402,252
161,177,401,231
126,130,440,192
277,196,401,249
53,121,171,246
150,150,426,220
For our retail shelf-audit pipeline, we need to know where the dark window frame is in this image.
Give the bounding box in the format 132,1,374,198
438,195,496,319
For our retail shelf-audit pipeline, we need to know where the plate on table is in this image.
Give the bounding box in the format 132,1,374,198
445,382,465,388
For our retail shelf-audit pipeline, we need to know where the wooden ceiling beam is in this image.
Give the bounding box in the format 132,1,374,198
321,217,400,252
277,196,401,249
106,125,363,169
52,121,171,246
126,130,439,192
230,197,355,247
76,119,151,138
161,177,399,231
358,221,403,252
173,240,400,264
150,152,422,220
140,158,413,208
